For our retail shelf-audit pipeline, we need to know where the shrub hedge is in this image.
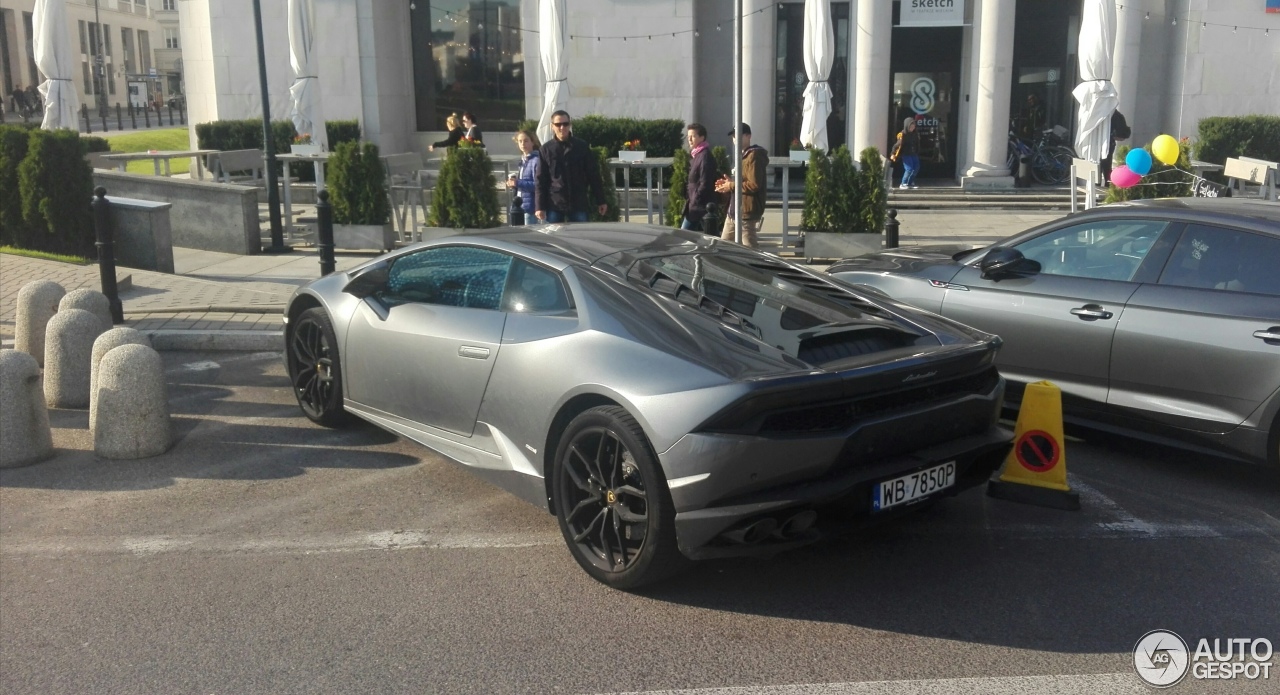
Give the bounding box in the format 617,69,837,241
14,128,95,258
1194,115,1280,174
801,146,885,234
327,141,390,226
429,144,501,229
589,146,622,223
856,147,887,234
0,125,31,246
83,136,112,153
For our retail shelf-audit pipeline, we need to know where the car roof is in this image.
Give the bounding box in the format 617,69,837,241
1095,198,1280,230
419,223,722,268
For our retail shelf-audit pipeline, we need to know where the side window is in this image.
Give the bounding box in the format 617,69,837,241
1158,225,1280,297
383,247,513,310
1012,219,1171,282
502,259,571,313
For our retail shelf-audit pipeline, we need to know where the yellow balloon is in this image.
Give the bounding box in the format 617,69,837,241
1152,134,1180,166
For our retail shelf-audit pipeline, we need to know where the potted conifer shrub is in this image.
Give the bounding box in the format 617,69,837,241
428,141,501,230
802,145,884,262
327,140,394,251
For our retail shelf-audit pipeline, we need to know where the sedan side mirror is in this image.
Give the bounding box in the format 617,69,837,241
979,247,1038,279
342,260,391,299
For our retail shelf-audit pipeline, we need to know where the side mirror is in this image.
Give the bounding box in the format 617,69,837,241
979,247,1037,279
343,260,390,299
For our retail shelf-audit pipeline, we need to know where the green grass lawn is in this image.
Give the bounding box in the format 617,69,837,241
98,127,193,175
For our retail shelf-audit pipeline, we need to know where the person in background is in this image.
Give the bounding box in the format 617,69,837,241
428,113,463,152
506,129,541,225
461,112,483,146
714,122,768,249
26,84,40,113
680,123,717,232
535,110,607,223
1100,109,1131,185
890,117,921,189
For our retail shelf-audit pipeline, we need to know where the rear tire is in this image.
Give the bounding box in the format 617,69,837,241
286,307,352,428
552,405,689,589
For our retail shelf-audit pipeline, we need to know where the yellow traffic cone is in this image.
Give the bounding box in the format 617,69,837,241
987,380,1081,510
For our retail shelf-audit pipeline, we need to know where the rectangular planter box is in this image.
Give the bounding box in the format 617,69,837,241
291,144,322,156
789,150,810,163
618,151,647,162
803,231,883,263
334,223,396,252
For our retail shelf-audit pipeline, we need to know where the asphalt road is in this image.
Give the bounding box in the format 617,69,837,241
2,351,1277,695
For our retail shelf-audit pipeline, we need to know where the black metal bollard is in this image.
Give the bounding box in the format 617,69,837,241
82,104,92,133
179,101,185,125
702,202,721,237
92,188,125,324
101,108,108,132
143,105,150,128
129,103,137,129
116,103,123,130
1016,154,1032,188
316,189,336,276
168,104,174,125
884,208,900,249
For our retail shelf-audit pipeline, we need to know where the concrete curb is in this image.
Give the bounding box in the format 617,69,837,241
124,305,285,315
142,330,283,352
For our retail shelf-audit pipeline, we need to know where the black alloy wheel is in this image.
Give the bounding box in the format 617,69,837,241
553,406,687,589
286,307,350,427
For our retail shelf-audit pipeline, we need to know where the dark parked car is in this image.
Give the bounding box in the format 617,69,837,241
827,198,1280,468
285,224,1013,588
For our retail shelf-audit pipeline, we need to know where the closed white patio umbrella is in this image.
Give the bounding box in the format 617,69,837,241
288,0,327,149
1072,0,1118,165
537,0,568,145
33,0,79,130
799,0,834,153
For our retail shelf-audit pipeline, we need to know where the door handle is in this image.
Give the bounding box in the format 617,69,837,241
1254,327,1280,345
1070,304,1113,321
458,346,490,359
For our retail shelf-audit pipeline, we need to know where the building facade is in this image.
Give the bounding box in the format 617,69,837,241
176,0,1277,186
1,0,183,116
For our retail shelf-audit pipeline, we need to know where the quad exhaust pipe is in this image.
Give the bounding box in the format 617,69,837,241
720,510,818,545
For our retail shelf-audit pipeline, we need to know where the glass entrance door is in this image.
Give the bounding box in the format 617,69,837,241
889,25,963,180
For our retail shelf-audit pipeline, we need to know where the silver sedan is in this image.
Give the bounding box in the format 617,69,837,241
828,198,1280,469
285,224,1013,588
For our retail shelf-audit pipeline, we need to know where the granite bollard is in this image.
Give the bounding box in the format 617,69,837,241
15,280,66,366
89,327,153,433
0,350,55,468
94,344,171,459
59,288,114,332
44,309,107,408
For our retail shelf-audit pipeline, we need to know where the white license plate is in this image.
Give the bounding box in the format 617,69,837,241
872,461,956,512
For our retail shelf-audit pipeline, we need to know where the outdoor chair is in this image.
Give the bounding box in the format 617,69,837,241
383,152,425,243
87,151,124,170
209,149,265,186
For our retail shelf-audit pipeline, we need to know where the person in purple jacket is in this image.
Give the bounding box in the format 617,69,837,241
506,129,541,225
680,123,718,232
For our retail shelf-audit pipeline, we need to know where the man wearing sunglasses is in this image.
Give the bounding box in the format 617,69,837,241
535,110,608,223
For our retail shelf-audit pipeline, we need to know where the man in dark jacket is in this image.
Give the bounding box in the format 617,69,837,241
681,123,717,231
535,110,606,223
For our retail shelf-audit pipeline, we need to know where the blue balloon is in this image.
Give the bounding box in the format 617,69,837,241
1125,148,1153,176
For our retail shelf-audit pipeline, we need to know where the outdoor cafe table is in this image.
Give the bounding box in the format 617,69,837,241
606,157,674,225
277,152,331,234
767,156,809,250
101,149,218,180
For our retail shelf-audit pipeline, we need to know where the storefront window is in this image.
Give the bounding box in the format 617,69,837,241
774,3,849,154
1011,1,1077,142
410,1,526,132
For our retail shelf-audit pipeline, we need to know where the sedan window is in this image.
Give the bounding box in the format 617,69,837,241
1012,219,1171,282
1158,225,1280,296
383,246,513,310
502,259,572,313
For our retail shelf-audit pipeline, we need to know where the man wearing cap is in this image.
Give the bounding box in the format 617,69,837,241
714,123,768,249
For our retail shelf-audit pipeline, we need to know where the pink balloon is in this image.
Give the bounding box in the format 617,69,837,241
1110,164,1141,189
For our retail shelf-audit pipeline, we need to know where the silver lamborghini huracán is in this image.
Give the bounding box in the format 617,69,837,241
284,225,1013,588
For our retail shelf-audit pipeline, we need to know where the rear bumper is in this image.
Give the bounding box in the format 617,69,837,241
670,427,1010,559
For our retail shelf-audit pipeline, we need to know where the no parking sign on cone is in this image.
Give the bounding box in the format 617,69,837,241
987,380,1081,510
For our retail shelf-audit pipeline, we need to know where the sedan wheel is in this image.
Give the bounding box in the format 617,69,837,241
286,307,351,427
553,405,687,589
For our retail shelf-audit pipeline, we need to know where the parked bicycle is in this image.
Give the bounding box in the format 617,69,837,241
1007,126,1075,185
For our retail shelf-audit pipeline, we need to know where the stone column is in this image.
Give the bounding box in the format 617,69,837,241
1112,0,1142,132
962,0,1016,188
851,0,892,156
742,0,776,153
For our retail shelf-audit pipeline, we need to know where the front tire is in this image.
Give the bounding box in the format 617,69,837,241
286,307,352,427
552,406,688,589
